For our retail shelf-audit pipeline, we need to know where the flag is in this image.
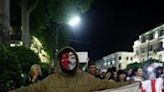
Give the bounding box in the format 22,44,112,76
142,78,164,92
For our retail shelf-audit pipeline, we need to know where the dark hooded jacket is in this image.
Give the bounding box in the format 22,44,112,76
10,47,135,92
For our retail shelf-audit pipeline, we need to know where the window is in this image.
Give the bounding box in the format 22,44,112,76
141,48,145,53
159,55,162,61
131,57,133,61
141,36,146,43
142,58,145,61
126,57,129,60
153,43,158,51
148,33,154,40
154,31,158,38
136,50,139,55
159,42,163,51
156,42,163,51
159,30,164,36
149,45,153,51
119,56,121,60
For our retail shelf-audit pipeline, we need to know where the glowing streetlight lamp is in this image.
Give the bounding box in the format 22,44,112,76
68,16,81,27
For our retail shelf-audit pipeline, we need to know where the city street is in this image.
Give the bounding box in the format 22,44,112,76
0,0,164,92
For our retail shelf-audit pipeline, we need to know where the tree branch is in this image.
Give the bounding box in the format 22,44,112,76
27,0,39,14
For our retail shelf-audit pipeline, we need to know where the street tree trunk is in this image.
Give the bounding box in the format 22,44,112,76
21,0,30,47
0,0,11,44
21,0,39,48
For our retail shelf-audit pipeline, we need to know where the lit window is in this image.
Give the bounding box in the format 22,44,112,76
154,31,158,38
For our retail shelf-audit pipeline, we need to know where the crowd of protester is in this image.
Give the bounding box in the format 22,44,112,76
20,55,164,91
87,62,164,91
9,48,164,92
26,61,163,86
10,47,137,92
87,62,164,82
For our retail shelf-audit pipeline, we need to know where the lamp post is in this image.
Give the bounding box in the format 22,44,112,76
54,15,81,65
55,15,81,53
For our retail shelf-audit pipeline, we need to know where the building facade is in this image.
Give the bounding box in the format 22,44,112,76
133,24,164,62
95,52,134,70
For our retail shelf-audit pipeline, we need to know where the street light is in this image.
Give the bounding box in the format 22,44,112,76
55,15,81,51
54,15,81,65
68,16,81,27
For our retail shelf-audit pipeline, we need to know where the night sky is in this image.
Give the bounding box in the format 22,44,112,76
70,0,164,61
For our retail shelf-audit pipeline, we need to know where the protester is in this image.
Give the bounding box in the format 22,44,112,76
25,64,42,86
155,66,163,78
104,67,117,81
141,76,164,92
132,67,144,81
117,70,126,82
141,65,164,92
99,71,106,79
87,62,97,77
111,67,117,81
10,47,137,92
95,68,103,79
105,68,112,80
126,68,133,81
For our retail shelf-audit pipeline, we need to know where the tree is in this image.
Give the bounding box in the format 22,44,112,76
10,0,93,67
0,45,41,92
10,0,92,53
126,58,164,70
30,0,93,58
19,0,39,48
0,0,11,44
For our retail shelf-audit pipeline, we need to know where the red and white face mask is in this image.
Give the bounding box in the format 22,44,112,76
60,52,77,71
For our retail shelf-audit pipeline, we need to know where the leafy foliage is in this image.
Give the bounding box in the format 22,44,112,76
0,45,41,92
10,0,93,76
30,0,93,59
40,62,49,78
126,59,164,70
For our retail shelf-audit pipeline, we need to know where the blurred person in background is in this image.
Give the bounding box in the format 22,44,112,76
95,68,103,79
132,67,144,81
25,64,42,86
155,66,163,78
87,62,97,77
105,67,118,81
126,68,133,81
117,70,126,82
99,71,106,79
110,67,117,81
147,64,156,80
104,68,112,80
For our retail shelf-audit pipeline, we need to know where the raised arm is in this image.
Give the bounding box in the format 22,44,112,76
87,74,135,91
